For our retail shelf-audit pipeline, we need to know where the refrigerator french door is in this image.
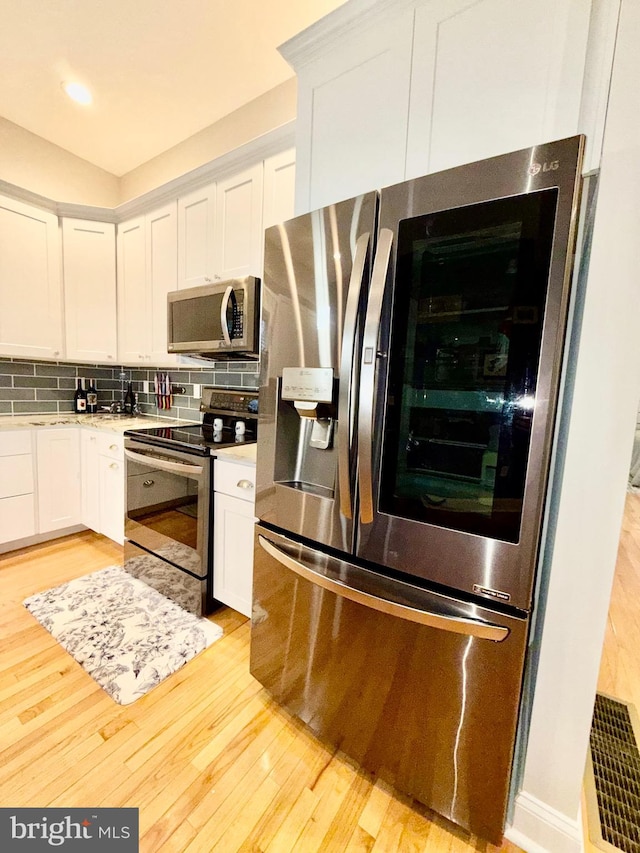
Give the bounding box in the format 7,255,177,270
252,136,584,842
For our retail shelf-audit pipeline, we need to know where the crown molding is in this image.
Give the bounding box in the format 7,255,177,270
0,121,296,224
278,0,417,69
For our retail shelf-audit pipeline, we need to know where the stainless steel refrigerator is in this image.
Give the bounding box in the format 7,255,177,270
250,136,584,842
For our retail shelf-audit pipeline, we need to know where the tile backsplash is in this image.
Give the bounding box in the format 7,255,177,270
0,357,260,420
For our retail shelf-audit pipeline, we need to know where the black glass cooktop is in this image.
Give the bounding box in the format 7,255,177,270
125,424,256,456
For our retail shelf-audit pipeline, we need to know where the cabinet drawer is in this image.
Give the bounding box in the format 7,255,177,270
96,432,124,460
0,431,32,456
214,460,256,502
0,455,34,498
0,493,36,543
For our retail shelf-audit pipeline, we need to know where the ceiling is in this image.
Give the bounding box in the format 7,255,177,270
0,0,345,177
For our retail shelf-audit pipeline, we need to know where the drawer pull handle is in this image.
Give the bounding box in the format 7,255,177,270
109,462,119,470
143,479,155,487
236,479,254,490
109,444,118,451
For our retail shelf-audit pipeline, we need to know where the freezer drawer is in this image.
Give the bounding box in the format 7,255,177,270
250,524,529,843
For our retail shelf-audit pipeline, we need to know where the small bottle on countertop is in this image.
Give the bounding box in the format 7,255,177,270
86,378,98,414
73,378,87,413
124,382,135,415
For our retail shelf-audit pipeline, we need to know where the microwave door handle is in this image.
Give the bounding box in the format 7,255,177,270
358,228,393,525
220,285,234,346
258,535,508,641
338,231,370,519
124,448,204,477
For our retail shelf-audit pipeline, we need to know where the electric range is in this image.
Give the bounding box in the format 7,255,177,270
122,388,258,616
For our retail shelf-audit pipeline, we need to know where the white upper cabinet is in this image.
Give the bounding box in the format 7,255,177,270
405,0,591,178
214,163,264,281
62,218,117,364
177,183,216,289
0,194,63,360
284,0,598,210
290,10,414,213
263,148,296,230
117,204,178,366
178,164,265,288
146,202,178,366
117,215,147,363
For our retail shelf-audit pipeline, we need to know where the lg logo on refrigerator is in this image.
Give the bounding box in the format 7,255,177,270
528,160,559,176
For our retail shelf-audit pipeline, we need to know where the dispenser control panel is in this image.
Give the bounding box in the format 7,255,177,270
281,368,334,403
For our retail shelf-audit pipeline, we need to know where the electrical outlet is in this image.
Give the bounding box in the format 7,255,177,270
143,380,149,394
193,383,201,399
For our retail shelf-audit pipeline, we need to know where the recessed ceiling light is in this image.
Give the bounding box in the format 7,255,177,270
62,81,92,106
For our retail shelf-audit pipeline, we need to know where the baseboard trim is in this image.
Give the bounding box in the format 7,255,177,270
0,525,87,555
506,791,582,853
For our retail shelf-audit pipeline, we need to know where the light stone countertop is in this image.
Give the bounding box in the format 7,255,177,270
212,443,257,464
0,413,198,434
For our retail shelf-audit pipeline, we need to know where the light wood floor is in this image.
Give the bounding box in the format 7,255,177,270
0,530,523,852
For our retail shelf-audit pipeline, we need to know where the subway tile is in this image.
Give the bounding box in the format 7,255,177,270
59,378,78,390
35,363,77,378
36,389,70,402
0,375,11,387
13,401,58,413
0,389,36,401
176,407,202,422
241,375,260,389
189,372,215,384
14,376,58,389
0,362,35,375
0,402,11,414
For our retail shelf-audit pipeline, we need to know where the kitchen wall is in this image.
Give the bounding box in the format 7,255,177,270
118,79,297,203
0,116,120,207
0,80,296,209
0,357,259,421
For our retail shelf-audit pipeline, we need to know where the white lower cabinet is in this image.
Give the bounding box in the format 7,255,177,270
98,453,124,545
0,430,36,544
81,429,124,545
36,429,82,533
213,459,256,618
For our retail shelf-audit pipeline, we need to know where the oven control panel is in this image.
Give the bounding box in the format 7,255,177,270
200,387,259,416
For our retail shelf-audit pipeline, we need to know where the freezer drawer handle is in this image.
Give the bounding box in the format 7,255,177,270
258,535,508,641
338,230,370,519
124,448,203,476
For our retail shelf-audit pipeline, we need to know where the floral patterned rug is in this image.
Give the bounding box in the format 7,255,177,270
23,565,223,705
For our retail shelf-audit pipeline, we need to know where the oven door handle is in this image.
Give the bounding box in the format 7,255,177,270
124,448,204,476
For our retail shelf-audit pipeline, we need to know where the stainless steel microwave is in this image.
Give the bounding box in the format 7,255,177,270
167,276,260,360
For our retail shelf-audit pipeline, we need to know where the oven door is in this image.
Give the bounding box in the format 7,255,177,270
124,438,211,615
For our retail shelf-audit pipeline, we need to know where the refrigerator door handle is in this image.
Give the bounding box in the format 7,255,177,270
358,227,393,524
338,230,370,519
258,534,509,641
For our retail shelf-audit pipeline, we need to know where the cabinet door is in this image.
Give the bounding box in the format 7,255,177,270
62,218,117,364
263,149,296,230
214,164,264,280
0,195,63,359
98,454,124,545
213,492,255,617
177,183,216,289
294,12,414,213
36,429,81,533
117,216,148,364
80,430,100,533
146,202,179,366
406,0,591,178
